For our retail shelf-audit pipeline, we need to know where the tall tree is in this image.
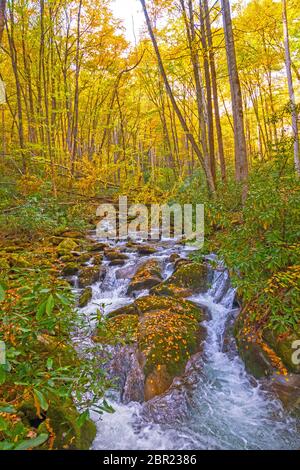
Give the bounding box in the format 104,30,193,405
203,0,226,181
221,0,248,191
282,0,300,176
140,0,216,194
0,0,5,45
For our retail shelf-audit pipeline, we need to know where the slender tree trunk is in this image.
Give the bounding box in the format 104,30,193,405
221,0,248,193
199,0,216,182
6,2,26,173
282,0,300,176
203,0,226,181
0,0,6,45
140,0,215,194
71,0,82,175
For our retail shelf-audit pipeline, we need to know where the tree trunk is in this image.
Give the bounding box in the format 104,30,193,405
221,0,248,192
0,0,6,45
282,0,300,176
140,0,215,194
199,0,216,182
203,0,226,181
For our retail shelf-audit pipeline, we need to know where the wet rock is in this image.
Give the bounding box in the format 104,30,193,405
92,254,103,265
77,253,93,264
144,365,173,401
137,245,157,256
235,338,274,378
263,373,300,411
109,259,126,266
106,345,144,403
57,238,78,256
127,260,162,295
142,353,203,424
88,242,108,252
78,287,93,308
262,327,300,374
78,266,100,288
116,264,137,280
122,352,145,404
62,262,79,276
105,250,129,261
151,261,208,298
169,253,180,263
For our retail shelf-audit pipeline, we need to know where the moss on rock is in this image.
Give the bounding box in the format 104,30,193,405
78,266,100,288
57,238,78,256
151,261,208,298
78,287,93,308
127,260,162,295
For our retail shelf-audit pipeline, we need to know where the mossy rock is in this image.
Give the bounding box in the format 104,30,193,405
60,254,76,263
49,236,65,246
151,261,208,298
62,262,79,276
137,245,157,255
19,397,96,450
100,294,205,400
88,242,108,252
7,254,31,268
263,326,300,374
109,259,126,266
105,250,129,261
77,253,93,264
92,254,103,265
94,313,139,344
57,238,78,256
34,334,78,368
127,260,162,295
138,310,199,378
78,266,100,288
78,287,93,308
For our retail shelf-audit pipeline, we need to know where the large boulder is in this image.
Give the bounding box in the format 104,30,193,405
263,326,300,374
94,295,205,401
78,266,101,288
127,260,163,295
151,261,208,298
57,238,78,256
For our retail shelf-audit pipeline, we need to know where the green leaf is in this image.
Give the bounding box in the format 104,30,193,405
14,433,49,450
36,300,47,321
0,405,17,413
76,410,89,428
0,441,14,450
0,284,5,302
46,294,55,315
34,389,49,411
46,358,53,371
0,416,8,431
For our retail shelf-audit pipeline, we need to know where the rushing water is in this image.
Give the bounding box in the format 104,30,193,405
73,238,300,450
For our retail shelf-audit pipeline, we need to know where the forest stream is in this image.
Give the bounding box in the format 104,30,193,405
70,234,300,451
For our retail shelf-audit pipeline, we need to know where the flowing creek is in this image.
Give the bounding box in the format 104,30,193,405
71,236,300,450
